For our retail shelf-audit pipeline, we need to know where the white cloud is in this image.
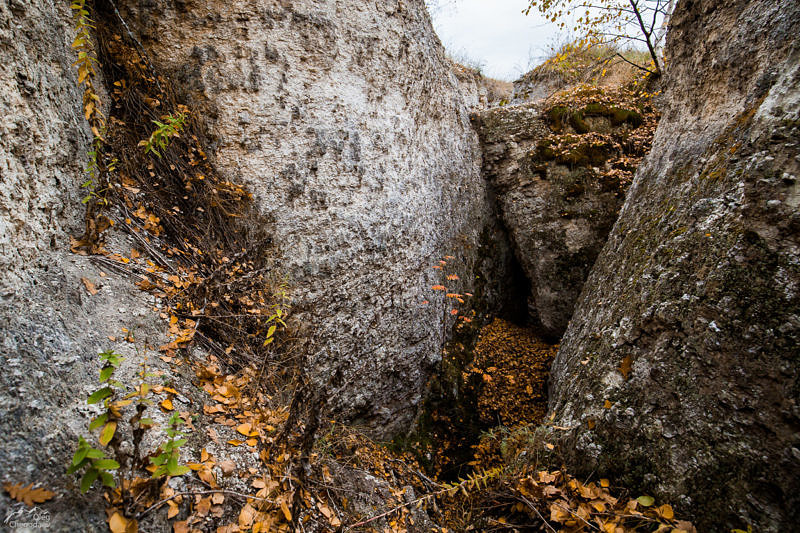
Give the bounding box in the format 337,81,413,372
427,0,563,81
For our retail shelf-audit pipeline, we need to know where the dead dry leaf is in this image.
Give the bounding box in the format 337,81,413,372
280,500,292,522
108,511,138,533
219,460,236,477
238,503,257,528
618,355,632,379
81,277,99,295
3,482,55,507
195,496,211,517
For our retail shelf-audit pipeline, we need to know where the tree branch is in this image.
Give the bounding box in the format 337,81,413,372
615,52,656,75
628,0,661,76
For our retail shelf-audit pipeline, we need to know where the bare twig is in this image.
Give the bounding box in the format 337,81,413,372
615,52,656,74
552,501,599,530
137,488,275,519
519,495,557,533
628,0,661,76
106,0,164,94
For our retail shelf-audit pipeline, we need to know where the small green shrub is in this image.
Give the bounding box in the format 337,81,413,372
139,111,188,158
149,412,190,477
67,348,190,495
262,288,289,346
67,436,119,493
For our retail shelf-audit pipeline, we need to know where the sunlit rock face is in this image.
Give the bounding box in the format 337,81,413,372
113,0,507,436
549,0,800,530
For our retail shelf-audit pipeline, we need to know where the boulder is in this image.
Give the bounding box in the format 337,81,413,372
474,88,656,338
549,1,800,530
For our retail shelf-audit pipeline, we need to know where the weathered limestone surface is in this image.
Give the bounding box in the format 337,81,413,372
549,1,800,530
0,1,168,528
0,0,502,526
450,62,512,110
109,0,503,436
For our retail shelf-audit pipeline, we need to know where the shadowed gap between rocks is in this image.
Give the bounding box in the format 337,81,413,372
395,249,560,481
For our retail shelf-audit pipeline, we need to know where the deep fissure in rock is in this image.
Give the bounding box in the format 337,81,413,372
406,77,662,482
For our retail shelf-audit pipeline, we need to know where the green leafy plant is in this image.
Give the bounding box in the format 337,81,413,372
88,349,125,447
72,1,109,206
68,348,190,497
71,0,102,132
68,437,120,493
139,111,188,157
68,349,125,492
70,0,118,250
81,137,116,205
262,288,289,346
149,412,190,477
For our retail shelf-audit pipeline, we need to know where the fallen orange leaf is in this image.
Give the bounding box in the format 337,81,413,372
167,500,179,519
280,500,292,522
3,482,55,507
81,277,99,295
658,503,675,520
618,355,632,379
236,423,257,437
108,511,138,533
195,496,211,517
239,503,257,527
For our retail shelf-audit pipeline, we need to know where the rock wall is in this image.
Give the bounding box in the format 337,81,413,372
0,0,503,526
107,0,502,436
511,70,564,105
549,0,800,530
0,1,169,528
450,61,512,110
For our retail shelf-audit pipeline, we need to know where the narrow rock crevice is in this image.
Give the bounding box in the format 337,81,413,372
471,84,659,340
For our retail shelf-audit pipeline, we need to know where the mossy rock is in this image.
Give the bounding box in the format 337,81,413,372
609,107,643,127
547,102,642,134
582,102,610,115
547,106,571,133
556,139,614,167
536,138,557,160
570,110,590,134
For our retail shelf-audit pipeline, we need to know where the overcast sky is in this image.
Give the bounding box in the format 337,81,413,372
427,0,563,81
